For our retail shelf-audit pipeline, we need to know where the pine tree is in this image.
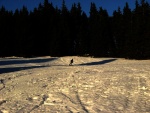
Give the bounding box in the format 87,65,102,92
0,6,11,56
112,7,124,57
57,0,71,56
130,0,150,59
122,2,132,58
89,2,99,56
70,3,84,55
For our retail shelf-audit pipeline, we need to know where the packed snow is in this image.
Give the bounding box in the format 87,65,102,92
0,56,150,113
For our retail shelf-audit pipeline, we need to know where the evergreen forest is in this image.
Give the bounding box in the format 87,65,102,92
0,0,150,59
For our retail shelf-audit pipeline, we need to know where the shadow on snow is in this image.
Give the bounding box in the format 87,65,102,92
0,57,58,74
0,57,58,66
0,58,117,73
0,66,46,74
78,58,117,66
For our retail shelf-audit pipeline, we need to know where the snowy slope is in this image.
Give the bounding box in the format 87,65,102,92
0,56,150,113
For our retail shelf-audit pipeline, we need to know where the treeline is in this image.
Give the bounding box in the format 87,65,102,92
0,0,150,59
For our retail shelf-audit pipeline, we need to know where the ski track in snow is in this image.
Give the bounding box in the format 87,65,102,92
0,56,150,113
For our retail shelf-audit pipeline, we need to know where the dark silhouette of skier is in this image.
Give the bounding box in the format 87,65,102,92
69,59,73,66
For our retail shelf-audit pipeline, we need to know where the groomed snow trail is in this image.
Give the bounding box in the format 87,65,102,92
0,56,150,113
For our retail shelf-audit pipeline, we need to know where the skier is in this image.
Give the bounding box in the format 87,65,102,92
69,59,73,66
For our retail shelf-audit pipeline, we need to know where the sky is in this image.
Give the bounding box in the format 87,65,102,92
0,0,150,16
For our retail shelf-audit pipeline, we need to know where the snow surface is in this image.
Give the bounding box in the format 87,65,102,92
0,56,150,112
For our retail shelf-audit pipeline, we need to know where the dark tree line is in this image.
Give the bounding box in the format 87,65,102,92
0,0,150,59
